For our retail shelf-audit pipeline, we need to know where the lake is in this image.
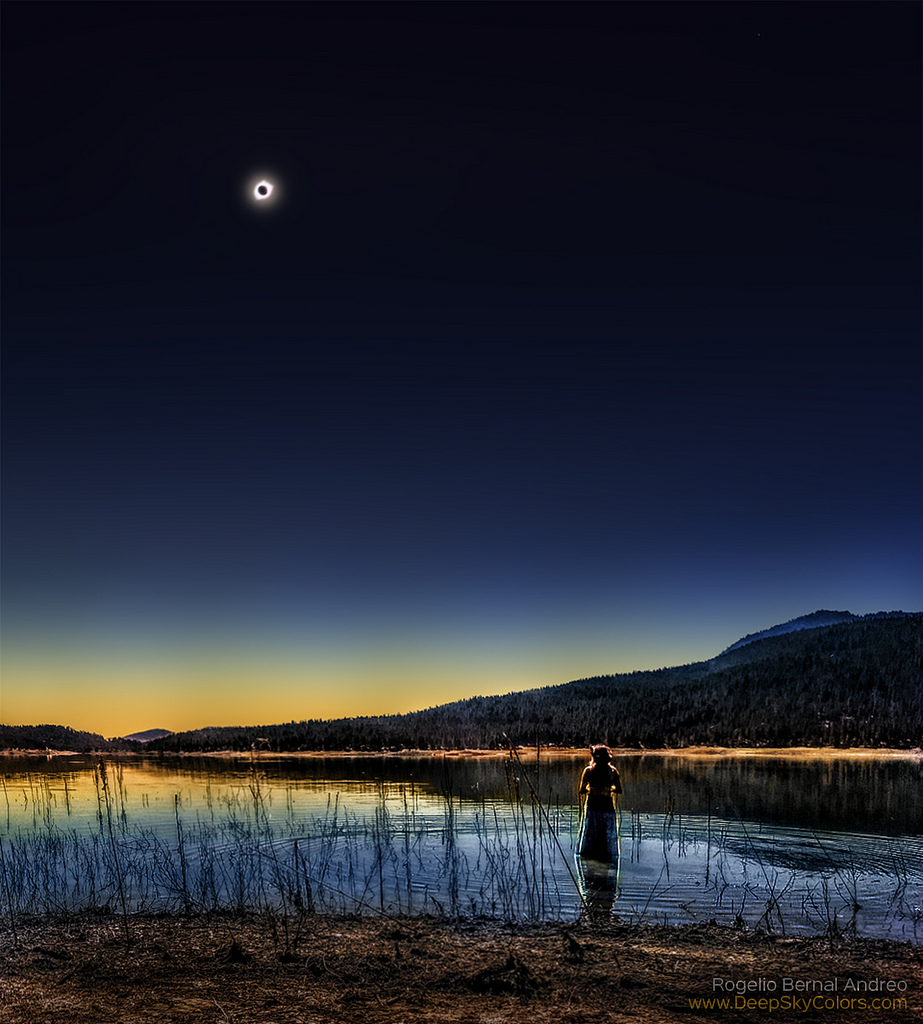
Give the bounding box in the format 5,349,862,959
1,750,921,941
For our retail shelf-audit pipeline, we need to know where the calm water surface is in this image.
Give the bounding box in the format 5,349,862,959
2,752,921,940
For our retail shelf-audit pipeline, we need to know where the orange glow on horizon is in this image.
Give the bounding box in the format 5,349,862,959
1,626,715,738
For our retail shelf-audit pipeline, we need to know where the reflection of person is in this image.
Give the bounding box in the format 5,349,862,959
577,745,621,861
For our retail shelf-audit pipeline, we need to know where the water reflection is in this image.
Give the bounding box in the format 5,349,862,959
0,752,920,938
575,855,621,920
2,752,921,833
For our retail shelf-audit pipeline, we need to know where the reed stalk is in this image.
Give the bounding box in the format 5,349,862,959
97,761,132,948
174,794,191,913
505,741,589,917
0,837,18,945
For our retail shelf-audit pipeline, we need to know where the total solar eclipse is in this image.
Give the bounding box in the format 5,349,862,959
245,174,281,209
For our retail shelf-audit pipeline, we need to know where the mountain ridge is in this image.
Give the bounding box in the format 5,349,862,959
3,610,920,753
720,609,914,654
148,610,921,753
122,729,173,744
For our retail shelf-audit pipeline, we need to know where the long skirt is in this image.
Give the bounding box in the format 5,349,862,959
577,797,619,862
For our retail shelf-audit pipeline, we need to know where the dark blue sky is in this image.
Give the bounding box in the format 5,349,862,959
2,2,920,735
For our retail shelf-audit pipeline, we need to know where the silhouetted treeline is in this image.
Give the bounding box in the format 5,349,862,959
149,614,922,754
0,723,139,753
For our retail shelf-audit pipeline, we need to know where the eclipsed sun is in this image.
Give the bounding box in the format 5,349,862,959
244,174,281,209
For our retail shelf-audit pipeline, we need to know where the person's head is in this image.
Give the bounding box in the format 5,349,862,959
590,744,611,764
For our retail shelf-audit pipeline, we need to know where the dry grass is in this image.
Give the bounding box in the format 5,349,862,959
1,912,921,1023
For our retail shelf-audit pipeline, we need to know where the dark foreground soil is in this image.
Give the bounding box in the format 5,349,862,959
1,913,921,1023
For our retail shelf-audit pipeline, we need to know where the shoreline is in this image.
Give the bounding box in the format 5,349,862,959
3,910,920,1023
3,744,922,760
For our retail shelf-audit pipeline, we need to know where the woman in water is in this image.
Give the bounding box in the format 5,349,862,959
577,744,622,861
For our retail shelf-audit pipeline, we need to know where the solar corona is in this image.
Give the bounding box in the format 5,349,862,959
244,174,280,209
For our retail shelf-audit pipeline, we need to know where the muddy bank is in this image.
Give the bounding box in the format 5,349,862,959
2,912,921,1023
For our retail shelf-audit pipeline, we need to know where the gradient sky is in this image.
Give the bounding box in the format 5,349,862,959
3,3,921,738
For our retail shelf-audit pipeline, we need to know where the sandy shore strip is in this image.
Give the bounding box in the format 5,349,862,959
3,745,922,760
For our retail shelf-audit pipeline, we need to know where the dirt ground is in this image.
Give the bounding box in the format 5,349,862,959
1,912,920,1023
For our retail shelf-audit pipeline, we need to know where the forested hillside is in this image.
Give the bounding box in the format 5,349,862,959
0,723,139,752
150,612,922,753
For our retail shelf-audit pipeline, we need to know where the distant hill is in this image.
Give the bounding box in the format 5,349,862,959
123,729,173,743
720,609,913,654
149,610,922,754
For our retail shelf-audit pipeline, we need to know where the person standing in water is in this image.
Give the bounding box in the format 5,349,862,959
577,744,622,861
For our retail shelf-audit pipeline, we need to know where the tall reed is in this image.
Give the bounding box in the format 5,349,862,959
0,838,17,945
96,760,131,948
